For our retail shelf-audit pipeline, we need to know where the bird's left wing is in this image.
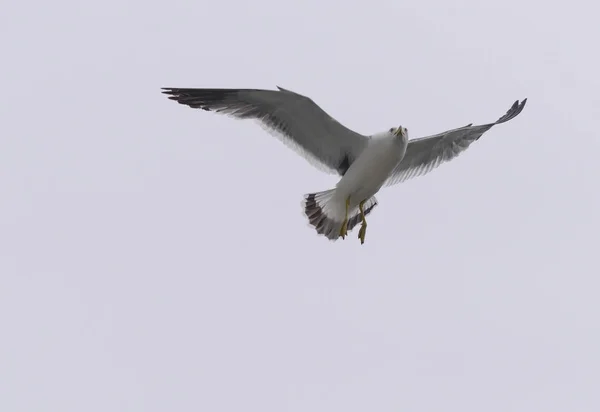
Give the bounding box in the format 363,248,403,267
384,99,527,187
161,86,369,175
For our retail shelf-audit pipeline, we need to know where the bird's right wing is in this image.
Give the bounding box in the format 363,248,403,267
161,86,369,175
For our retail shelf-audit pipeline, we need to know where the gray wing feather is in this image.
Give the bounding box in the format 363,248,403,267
161,86,369,175
384,99,527,186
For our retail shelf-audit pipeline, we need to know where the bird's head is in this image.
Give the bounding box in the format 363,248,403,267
389,126,409,142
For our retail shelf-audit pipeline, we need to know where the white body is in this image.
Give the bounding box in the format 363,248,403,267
331,132,407,217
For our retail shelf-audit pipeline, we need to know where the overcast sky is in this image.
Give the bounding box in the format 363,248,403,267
2,0,600,411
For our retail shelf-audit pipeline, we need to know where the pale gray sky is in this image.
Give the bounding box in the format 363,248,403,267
2,0,600,411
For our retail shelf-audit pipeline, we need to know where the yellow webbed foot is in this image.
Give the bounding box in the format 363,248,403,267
358,224,367,245
339,195,351,240
340,220,348,239
357,200,368,245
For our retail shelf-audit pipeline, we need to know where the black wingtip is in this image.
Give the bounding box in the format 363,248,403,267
161,88,188,103
494,98,528,124
514,98,528,108
161,88,177,98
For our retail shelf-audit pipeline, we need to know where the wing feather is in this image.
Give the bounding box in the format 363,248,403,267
384,99,527,186
161,86,369,175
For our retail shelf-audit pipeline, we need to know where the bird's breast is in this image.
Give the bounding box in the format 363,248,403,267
335,137,405,201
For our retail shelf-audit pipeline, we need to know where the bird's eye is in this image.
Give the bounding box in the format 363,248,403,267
389,128,395,133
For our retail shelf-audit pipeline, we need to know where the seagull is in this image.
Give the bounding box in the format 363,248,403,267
161,86,526,244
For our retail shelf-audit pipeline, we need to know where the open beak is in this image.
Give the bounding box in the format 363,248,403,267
394,127,403,137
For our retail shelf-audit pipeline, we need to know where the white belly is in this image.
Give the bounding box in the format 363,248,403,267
335,135,406,209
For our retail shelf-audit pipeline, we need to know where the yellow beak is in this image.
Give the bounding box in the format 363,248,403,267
394,127,403,137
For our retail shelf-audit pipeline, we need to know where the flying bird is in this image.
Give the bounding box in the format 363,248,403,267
161,86,526,244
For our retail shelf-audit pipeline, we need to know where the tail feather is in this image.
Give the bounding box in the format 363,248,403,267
302,189,378,241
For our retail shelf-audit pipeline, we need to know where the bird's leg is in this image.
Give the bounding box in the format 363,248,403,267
339,196,350,239
358,200,367,245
